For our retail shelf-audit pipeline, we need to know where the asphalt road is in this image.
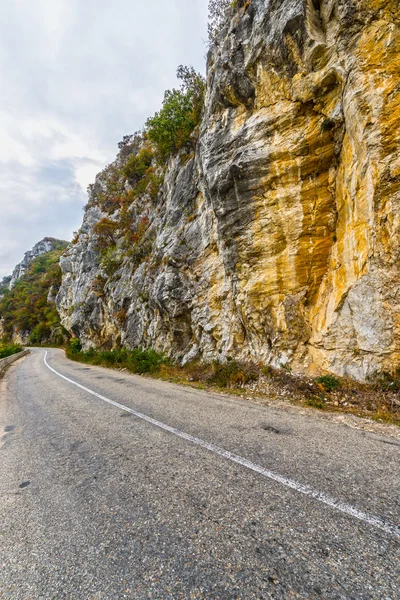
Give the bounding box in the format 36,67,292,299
0,349,399,599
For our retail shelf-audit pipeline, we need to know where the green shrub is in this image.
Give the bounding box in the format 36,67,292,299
126,348,167,374
123,146,154,184
145,66,205,160
146,89,195,159
0,276,11,295
66,345,168,375
93,218,119,251
88,162,126,215
68,338,82,355
315,375,341,392
305,396,326,409
0,343,23,359
29,323,51,345
101,246,123,277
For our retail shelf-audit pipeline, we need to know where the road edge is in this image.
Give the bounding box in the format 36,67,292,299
0,350,30,377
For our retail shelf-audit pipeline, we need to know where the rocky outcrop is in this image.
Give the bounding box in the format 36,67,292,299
9,238,66,289
57,0,400,381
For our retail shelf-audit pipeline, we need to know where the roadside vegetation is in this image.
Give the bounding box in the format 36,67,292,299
66,340,167,375
0,246,69,346
66,340,400,427
0,342,23,359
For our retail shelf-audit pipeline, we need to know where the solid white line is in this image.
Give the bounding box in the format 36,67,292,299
43,351,400,539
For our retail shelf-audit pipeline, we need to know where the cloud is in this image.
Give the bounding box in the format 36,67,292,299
75,162,105,192
0,0,208,277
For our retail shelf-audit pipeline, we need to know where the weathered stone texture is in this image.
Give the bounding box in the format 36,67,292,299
57,0,400,380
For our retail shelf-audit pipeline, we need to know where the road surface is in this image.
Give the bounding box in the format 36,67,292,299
0,349,399,599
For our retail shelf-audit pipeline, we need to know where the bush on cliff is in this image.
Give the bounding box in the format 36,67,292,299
93,218,120,251
123,145,154,185
145,66,205,159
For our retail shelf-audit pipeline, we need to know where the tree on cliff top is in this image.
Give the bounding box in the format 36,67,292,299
208,0,235,42
145,65,205,160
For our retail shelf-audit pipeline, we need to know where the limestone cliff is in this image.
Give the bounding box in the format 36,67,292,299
57,0,400,381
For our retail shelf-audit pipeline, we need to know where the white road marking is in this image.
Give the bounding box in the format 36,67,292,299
43,350,400,539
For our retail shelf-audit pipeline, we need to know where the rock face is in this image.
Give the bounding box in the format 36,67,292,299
9,238,64,289
57,0,400,381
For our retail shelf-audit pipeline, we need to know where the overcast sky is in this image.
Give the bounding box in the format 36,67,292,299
0,0,209,278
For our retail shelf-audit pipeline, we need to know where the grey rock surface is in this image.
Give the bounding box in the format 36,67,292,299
57,0,400,380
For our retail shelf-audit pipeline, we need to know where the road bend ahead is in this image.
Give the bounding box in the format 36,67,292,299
0,349,399,599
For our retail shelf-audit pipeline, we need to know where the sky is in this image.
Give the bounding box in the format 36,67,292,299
0,0,209,278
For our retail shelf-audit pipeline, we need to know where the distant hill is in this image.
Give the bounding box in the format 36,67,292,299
0,239,69,346
8,238,68,289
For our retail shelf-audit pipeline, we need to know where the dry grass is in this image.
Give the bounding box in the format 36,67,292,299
65,344,400,427
153,361,400,427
